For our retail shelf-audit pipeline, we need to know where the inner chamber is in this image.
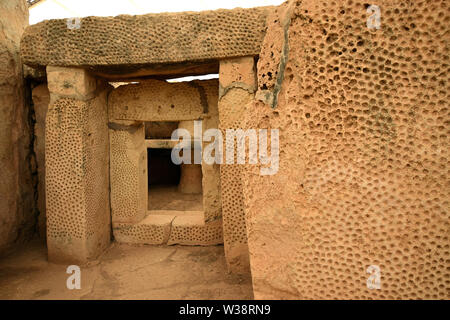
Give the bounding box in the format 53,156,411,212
146,122,203,212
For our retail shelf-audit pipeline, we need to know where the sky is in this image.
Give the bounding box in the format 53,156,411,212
29,0,285,25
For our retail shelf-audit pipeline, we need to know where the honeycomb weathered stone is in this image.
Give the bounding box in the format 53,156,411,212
46,67,111,263
21,7,272,69
243,0,450,299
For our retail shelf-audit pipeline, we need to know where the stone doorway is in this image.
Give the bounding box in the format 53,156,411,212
110,79,222,246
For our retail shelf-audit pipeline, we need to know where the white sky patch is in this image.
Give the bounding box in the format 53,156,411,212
29,0,285,25
167,74,219,83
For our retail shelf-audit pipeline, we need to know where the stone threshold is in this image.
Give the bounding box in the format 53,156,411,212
112,210,223,246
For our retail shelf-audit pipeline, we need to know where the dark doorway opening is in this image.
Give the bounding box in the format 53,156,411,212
147,148,180,187
147,148,203,211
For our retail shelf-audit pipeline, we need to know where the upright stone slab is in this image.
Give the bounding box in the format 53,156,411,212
243,0,450,299
109,119,147,224
0,0,35,254
45,66,111,263
218,57,256,273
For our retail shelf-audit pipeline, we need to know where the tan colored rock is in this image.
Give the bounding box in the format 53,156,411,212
145,121,179,139
179,163,203,194
218,56,257,274
201,90,222,223
243,0,450,299
21,7,271,69
47,66,97,100
168,216,223,246
113,215,174,245
0,0,35,255
109,120,147,224
46,67,111,264
109,79,211,122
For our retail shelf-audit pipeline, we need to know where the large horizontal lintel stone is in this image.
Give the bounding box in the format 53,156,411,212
21,7,273,69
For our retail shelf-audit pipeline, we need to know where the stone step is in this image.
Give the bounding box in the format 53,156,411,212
168,216,223,246
113,215,174,245
113,214,223,246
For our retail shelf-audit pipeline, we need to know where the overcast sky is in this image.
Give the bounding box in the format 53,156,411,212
30,0,285,24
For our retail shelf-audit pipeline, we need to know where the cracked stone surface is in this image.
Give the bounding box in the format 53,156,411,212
0,239,253,299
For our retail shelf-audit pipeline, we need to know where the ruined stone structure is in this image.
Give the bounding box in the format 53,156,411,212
20,6,272,271
0,0,447,299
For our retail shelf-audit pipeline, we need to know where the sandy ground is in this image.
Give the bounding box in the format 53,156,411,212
0,239,253,300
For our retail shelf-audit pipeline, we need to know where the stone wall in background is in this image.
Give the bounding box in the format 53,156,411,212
0,0,36,255
243,0,449,299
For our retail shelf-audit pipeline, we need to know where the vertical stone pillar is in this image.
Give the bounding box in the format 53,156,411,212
32,84,50,239
178,120,202,194
45,66,111,263
0,0,34,254
218,57,256,273
109,119,146,224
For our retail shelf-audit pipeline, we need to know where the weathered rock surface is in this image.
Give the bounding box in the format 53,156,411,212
0,0,35,255
243,0,449,299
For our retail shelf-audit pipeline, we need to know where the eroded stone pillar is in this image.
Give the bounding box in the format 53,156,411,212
45,66,111,263
218,56,256,273
109,120,147,224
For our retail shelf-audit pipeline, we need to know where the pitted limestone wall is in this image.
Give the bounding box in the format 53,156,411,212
21,7,271,69
218,57,257,273
0,0,36,255
46,67,111,263
109,120,147,224
109,80,217,122
243,0,449,299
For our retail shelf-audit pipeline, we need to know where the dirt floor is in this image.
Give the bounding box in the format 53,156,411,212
0,239,253,300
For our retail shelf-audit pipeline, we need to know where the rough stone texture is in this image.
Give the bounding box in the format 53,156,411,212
109,79,215,121
32,84,50,239
109,120,147,224
21,7,272,69
201,90,222,223
243,0,450,299
145,121,179,139
47,67,97,99
0,0,35,255
177,120,203,195
113,213,223,246
113,215,173,245
168,216,223,246
46,67,111,264
218,57,257,273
